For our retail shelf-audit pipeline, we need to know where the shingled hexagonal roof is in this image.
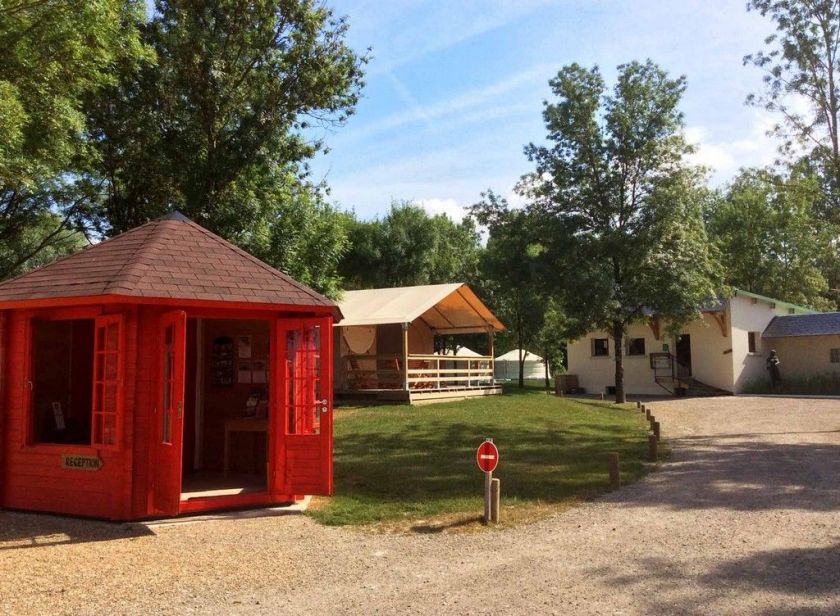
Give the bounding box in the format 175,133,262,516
0,212,337,312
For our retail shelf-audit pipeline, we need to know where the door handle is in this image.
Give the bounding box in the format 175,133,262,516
178,400,183,419
317,399,329,412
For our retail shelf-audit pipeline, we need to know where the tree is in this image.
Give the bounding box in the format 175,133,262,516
744,0,840,222
534,299,568,389
706,167,834,310
87,0,366,241
339,201,481,289
0,0,148,278
244,174,351,298
469,191,546,389
521,61,723,403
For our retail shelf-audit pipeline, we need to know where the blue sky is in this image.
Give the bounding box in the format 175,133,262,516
307,0,783,220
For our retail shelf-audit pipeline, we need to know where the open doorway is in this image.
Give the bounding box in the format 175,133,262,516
676,334,692,378
180,318,271,500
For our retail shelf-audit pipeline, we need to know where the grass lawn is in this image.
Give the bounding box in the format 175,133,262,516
308,385,655,530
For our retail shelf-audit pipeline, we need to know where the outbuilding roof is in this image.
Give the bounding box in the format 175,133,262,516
763,312,840,338
0,212,337,312
336,283,504,333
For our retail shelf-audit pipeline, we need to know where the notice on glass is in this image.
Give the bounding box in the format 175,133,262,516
238,360,252,384
237,335,252,359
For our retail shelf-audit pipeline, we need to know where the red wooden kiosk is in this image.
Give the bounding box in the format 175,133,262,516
0,213,336,520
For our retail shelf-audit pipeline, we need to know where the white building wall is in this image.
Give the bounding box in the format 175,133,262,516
567,322,671,396
729,295,796,393
680,309,734,392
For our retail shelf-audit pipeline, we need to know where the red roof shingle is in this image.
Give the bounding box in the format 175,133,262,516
0,213,337,311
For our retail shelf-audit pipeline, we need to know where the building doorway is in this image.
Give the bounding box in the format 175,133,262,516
675,334,692,378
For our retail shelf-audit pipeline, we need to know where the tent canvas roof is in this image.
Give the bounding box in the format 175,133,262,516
336,283,504,333
495,349,544,362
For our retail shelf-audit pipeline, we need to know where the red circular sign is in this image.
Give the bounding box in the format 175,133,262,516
476,440,499,472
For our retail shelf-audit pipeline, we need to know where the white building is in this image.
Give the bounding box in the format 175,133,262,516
566,289,816,396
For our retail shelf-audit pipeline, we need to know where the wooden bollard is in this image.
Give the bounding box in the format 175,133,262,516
653,421,661,441
645,408,650,420
648,434,658,461
636,401,641,409
607,452,620,489
490,478,501,523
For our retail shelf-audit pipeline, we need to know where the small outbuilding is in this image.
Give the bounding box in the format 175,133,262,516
762,312,840,380
494,349,549,381
0,213,337,520
334,283,505,404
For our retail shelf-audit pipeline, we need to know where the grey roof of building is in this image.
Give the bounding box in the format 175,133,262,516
763,312,840,338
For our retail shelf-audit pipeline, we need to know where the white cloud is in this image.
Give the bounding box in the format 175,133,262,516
417,197,468,221
685,109,778,183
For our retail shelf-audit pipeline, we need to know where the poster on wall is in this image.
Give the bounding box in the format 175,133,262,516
238,360,252,384
252,360,267,384
237,335,252,359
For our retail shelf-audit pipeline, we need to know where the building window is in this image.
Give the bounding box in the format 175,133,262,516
29,315,122,447
627,338,646,356
831,348,840,363
591,338,609,357
748,331,759,354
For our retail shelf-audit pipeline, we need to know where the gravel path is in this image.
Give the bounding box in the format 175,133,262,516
2,396,839,615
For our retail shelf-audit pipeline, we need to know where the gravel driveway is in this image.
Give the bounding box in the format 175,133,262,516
2,396,838,615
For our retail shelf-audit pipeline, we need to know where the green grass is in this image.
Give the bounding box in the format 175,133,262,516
743,373,840,396
309,383,653,528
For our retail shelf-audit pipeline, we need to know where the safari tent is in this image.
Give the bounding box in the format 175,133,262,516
334,283,505,404
0,213,336,521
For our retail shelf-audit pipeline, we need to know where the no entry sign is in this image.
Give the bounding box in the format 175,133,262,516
476,440,499,473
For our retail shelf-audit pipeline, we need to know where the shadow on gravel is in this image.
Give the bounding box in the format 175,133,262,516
608,440,840,512
602,544,840,614
0,511,153,550
703,543,840,596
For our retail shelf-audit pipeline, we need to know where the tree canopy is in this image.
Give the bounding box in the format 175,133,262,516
706,167,833,310
339,201,481,290
521,60,723,402
0,0,149,278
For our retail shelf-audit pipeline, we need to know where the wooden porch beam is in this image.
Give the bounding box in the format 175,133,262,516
648,316,661,341
402,322,409,390
710,311,727,337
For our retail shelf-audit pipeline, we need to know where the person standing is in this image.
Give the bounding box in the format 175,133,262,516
766,349,782,388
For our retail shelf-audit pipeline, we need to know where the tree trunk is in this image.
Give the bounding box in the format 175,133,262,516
612,321,626,403
518,347,524,389
543,350,550,389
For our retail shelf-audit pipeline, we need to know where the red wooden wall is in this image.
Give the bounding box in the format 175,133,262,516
0,305,137,520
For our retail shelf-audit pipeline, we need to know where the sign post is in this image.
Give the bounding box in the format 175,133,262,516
476,439,499,524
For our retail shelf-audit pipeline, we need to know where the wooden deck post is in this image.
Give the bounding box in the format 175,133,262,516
402,322,409,391
488,326,495,383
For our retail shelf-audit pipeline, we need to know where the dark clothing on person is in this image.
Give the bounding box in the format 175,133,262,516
766,351,781,387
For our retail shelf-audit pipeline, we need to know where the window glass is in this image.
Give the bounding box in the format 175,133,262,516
592,338,609,357
30,319,95,445
830,348,840,363
92,318,121,447
748,331,758,354
627,338,646,356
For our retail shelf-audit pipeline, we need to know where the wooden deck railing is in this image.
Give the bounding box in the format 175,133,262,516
342,353,495,391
